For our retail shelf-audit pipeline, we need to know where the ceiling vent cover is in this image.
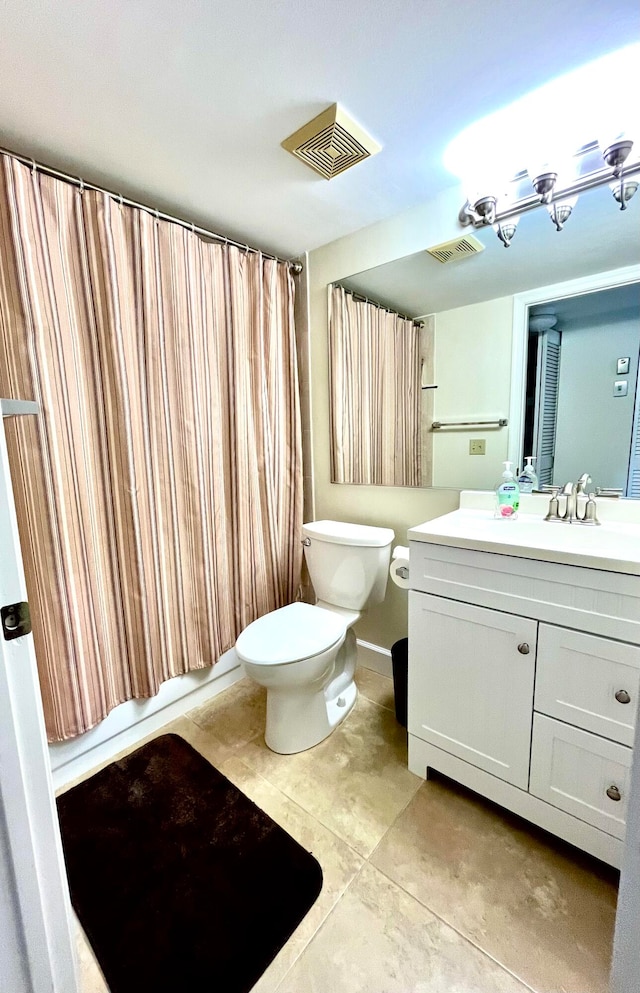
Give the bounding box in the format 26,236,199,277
282,103,381,180
426,235,485,264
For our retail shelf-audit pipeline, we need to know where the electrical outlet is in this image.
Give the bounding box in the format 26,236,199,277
469,439,486,455
614,380,628,397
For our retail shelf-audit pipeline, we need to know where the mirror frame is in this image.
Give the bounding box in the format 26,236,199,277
507,262,640,477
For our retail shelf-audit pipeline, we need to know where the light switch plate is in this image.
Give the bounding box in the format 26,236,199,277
614,380,628,397
617,357,630,375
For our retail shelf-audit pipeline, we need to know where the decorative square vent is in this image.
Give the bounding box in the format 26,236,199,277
425,235,485,264
282,103,381,180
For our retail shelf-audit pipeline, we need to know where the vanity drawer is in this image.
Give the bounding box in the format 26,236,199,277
530,714,631,840
534,624,640,746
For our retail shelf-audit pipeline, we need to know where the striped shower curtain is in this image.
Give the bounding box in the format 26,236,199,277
0,154,302,740
329,284,431,487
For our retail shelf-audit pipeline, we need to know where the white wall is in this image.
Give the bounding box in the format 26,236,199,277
432,296,513,489
554,314,640,491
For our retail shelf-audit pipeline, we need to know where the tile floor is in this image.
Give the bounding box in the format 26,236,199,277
73,667,619,993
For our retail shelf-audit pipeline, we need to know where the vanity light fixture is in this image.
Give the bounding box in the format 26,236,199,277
445,43,640,247
458,138,639,246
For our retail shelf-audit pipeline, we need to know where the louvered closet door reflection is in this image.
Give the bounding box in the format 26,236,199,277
626,372,640,497
533,327,561,486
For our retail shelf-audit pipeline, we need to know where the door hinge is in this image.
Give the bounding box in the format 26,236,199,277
1,601,32,641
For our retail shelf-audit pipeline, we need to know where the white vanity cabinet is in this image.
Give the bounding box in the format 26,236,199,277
407,517,640,869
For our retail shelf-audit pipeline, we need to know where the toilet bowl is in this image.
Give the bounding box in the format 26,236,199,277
235,520,394,754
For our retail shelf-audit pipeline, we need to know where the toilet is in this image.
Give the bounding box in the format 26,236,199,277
235,520,394,754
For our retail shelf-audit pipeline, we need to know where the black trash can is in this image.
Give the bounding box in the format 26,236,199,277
391,638,408,728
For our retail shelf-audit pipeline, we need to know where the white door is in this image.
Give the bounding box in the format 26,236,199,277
0,400,77,992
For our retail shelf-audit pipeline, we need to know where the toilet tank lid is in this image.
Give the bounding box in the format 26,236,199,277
302,520,394,547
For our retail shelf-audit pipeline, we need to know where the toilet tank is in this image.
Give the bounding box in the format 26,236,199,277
302,520,395,611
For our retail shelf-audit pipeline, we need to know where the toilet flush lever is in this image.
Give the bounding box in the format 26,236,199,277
301,537,311,547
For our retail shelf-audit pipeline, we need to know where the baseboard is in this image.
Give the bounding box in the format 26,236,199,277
356,639,392,678
49,648,243,791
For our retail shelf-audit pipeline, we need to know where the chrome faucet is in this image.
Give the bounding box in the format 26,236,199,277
544,473,600,525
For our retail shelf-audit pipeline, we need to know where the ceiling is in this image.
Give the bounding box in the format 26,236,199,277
0,1,639,258
530,283,640,329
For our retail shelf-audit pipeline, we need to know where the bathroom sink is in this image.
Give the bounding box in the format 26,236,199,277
408,504,640,575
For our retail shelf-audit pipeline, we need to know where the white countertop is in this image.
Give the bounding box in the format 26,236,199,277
408,492,640,576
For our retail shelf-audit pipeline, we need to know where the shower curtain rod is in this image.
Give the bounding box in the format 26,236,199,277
337,284,424,327
0,144,303,273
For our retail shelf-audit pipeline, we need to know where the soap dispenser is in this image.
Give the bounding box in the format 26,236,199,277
495,461,520,519
517,457,539,494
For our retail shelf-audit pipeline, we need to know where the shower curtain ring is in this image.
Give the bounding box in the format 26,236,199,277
31,158,37,176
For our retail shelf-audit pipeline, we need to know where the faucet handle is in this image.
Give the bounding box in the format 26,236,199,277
577,473,592,494
583,492,600,526
544,487,562,521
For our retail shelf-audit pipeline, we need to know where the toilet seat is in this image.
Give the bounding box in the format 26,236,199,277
236,602,346,665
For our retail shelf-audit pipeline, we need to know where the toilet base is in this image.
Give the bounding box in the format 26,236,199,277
265,679,358,755
325,678,357,733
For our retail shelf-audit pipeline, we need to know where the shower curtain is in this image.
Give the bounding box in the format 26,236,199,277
329,284,429,487
0,154,302,740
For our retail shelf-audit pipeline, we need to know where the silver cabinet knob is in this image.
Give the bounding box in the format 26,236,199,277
517,643,530,655
606,785,622,802
615,689,631,704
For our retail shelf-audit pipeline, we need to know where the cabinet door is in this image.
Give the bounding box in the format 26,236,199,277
530,714,631,839
534,624,640,746
408,592,537,789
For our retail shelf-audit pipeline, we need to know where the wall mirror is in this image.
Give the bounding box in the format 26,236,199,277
329,184,640,492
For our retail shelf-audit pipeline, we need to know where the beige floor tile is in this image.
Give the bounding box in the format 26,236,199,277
186,675,267,750
162,712,236,767
355,665,396,712
371,775,618,993
236,694,422,858
275,862,531,993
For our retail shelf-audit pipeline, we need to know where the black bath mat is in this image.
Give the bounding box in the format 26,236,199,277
56,733,323,993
